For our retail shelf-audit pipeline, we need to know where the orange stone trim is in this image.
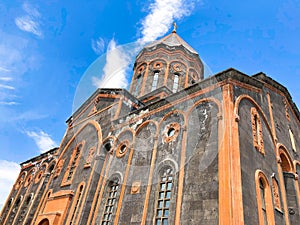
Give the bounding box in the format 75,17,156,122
139,120,159,225
234,94,276,148
72,103,118,128
271,177,282,211
113,147,134,225
219,84,234,224
251,107,264,154
72,93,121,123
163,62,170,86
115,140,130,158
255,170,275,225
87,153,111,225
65,182,85,224
61,141,85,186
115,80,228,130
140,62,150,96
174,113,188,225
56,120,102,166
294,160,300,205
276,143,293,225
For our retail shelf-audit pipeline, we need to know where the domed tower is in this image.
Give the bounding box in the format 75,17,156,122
129,27,204,103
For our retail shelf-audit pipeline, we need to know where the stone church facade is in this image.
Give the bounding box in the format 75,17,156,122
1,30,300,225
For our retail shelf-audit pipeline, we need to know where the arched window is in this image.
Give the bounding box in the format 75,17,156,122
16,193,34,223
38,218,49,225
69,184,85,225
172,74,179,92
151,71,159,91
251,107,264,154
101,180,119,225
279,150,299,220
259,179,268,224
12,196,23,213
134,74,142,96
271,177,281,210
0,198,14,223
255,171,275,225
155,167,174,225
62,142,84,186
289,128,296,152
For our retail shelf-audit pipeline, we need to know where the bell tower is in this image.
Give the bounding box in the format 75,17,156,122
129,26,204,103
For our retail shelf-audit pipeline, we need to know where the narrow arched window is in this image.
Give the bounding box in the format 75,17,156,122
62,142,84,185
151,71,159,91
289,128,296,152
16,193,34,223
259,179,268,225
69,184,84,225
101,181,119,225
251,107,264,154
172,74,179,92
134,74,142,96
271,177,281,210
255,171,275,225
155,167,174,225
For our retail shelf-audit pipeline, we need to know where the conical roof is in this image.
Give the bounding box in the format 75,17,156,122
145,31,198,55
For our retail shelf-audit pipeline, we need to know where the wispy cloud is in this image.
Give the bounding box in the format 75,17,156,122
15,2,42,37
139,0,200,43
92,38,131,88
0,101,18,106
0,84,15,90
0,66,11,72
91,37,105,55
0,77,13,81
25,130,57,153
0,160,20,211
91,0,199,90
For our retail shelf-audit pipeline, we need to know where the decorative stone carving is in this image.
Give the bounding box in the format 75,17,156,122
131,181,141,194
84,146,96,168
251,107,264,154
54,159,65,177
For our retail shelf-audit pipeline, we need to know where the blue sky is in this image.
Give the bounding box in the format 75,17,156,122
0,0,299,208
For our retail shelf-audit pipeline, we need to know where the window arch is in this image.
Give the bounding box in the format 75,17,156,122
289,128,296,152
69,184,85,225
151,71,159,91
255,171,275,225
172,74,179,92
16,193,34,223
154,167,174,225
101,179,120,225
12,195,23,213
38,218,49,225
251,107,264,154
62,141,85,186
134,74,142,96
0,198,14,223
271,177,282,210
279,149,299,219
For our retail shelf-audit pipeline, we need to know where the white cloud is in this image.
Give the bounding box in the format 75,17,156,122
139,0,199,44
0,67,11,72
26,130,57,153
91,0,200,90
0,84,15,90
91,37,105,55
0,101,18,106
0,160,20,211
92,39,131,88
0,28,40,107
0,77,13,81
15,2,42,37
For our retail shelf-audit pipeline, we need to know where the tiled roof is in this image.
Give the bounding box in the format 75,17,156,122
145,32,198,54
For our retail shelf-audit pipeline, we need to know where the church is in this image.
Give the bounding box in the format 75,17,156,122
1,29,299,225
